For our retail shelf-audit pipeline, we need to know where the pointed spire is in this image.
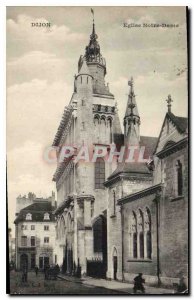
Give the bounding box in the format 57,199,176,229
166,94,173,113
85,8,101,64
91,8,95,36
125,77,139,118
90,8,98,40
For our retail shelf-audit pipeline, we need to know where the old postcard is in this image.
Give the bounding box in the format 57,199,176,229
7,6,189,295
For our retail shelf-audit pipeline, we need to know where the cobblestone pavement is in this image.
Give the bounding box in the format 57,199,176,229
9,270,126,295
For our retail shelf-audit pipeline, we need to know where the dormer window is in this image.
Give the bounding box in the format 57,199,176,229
44,213,50,220
26,213,32,220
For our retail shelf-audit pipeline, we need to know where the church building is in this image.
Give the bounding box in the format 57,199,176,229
52,18,188,287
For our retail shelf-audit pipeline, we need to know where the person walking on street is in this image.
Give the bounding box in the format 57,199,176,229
35,265,39,276
22,265,28,283
133,273,145,294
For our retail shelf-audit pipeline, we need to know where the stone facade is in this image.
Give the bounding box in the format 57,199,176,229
52,19,188,288
15,195,57,271
117,112,188,287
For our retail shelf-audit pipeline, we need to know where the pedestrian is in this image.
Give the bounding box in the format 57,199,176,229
55,264,60,275
133,273,145,294
35,265,39,276
22,265,28,282
44,264,50,280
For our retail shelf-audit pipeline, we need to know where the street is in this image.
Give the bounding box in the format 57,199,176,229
9,271,126,295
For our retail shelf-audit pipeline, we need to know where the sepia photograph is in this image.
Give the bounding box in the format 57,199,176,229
6,6,189,295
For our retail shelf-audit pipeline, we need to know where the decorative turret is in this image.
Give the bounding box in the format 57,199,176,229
85,21,100,61
77,9,113,97
124,77,140,146
76,59,93,93
76,59,93,146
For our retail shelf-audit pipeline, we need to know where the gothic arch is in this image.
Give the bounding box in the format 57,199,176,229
132,211,137,258
145,207,152,259
91,213,104,226
107,116,113,125
138,209,144,258
100,115,106,124
145,207,151,229
112,247,118,257
66,212,72,233
94,114,100,124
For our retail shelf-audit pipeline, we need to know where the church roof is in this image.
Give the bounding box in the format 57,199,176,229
108,162,152,180
14,201,55,224
140,135,158,158
167,112,188,133
112,134,157,157
106,134,157,182
154,112,188,154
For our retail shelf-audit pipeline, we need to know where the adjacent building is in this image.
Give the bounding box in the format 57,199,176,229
14,193,57,270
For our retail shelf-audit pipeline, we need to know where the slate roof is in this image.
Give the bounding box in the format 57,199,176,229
14,201,55,224
154,112,188,154
107,135,157,181
167,112,188,133
140,136,158,159
107,161,152,181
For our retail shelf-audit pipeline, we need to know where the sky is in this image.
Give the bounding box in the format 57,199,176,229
7,6,188,233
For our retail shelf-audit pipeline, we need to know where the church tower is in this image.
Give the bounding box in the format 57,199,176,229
124,77,140,146
76,59,94,147
53,12,122,277
78,17,112,97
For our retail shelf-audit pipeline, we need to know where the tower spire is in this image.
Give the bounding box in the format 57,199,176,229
91,8,95,36
125,77,139,118
124,78,140,145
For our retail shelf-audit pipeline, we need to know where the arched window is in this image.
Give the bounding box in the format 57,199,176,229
146,231,152,259
176,160,183,196
133,232,137,258
139,210,144,258
132,211,137,258
95,158,105,189
139,232,144,258
93,217,103,252
146,208,152,259
107,118,112,143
